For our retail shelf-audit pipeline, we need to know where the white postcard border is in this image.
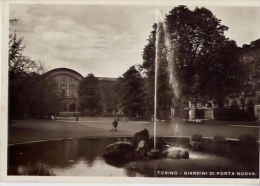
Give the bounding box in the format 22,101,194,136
1,0,260,185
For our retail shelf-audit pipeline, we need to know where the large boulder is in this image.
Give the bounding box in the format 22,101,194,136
162,147,189,159
102,141,135,160
131,128,149,147
135,140,149,158
148,137,169,150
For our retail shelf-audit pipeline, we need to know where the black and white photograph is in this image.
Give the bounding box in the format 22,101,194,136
1,0,260,184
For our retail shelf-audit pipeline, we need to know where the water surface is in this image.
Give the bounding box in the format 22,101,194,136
8,137,259,178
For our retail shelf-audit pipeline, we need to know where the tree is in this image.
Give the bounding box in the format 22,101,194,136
9,32,37,75
166,6,244,110
119,66,147,118
141,24,157,117
9,31,37,120
78,73,99,116
9,29,60,120
98,79,119,115
26,72,61,117
142,6,245,118
141,24,172,119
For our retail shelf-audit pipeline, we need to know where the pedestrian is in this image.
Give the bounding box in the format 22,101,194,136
76,114,79,122
112,119,118,132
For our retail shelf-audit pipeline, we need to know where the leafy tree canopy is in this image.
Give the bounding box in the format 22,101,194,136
78,73,99,115
141,6,245,115
9,22,60,120
120,66,147,118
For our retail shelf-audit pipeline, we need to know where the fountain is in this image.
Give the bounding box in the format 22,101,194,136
101,9,190,161
152,9,165,153
152,9,182,150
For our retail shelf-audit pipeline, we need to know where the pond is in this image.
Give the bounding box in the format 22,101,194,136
8,137,259,178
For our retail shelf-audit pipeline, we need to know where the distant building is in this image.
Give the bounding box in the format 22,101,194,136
225,39,260,119
44,68,118,116
44,68,83,116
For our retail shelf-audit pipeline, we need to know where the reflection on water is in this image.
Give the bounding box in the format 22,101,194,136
8,137,259,178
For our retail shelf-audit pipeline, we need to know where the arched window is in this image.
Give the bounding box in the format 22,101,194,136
69,103,76,112
225,99,230,106
206,102,212,108
231,100,238,107
62,103,67,112
61,84,67,98
69,84,76,98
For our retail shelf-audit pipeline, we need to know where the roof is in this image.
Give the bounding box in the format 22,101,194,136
241,39,260,54
44,68,119,82
44,68,84,80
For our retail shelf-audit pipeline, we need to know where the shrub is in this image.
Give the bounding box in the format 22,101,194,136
213,108,256,121
213,134,226,143
190,134,203,142
239,134,257,146
101,113,116,117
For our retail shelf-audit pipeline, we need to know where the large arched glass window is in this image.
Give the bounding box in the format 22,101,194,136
61,84,67,98
69,84,76,99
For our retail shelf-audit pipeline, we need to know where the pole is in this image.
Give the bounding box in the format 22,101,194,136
154,13,160,150
154,59,158,149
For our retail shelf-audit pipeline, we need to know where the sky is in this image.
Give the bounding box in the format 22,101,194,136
9,4,260,78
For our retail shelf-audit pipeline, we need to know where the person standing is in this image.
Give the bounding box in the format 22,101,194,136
76,114,79,122
112,119,118,132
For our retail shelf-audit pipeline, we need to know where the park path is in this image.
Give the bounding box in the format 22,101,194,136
8,117,260,144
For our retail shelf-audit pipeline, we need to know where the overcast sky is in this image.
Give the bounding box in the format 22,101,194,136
10,4,259,78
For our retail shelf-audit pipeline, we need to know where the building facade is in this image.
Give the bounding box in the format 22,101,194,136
225,39,260,119
45,68,83,116
45,68,119,116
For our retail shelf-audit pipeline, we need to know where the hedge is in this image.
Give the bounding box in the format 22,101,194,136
239,134,257,146
213,108,255,121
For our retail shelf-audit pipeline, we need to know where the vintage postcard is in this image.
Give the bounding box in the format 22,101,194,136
1,0,260,185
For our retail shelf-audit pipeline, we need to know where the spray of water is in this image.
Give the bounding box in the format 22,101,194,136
156,9,181,102
165,39,180,100
163,18,181,136
154,9,181,138
153,9,162,150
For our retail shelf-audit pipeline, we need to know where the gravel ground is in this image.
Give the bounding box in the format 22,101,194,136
8,117,260,144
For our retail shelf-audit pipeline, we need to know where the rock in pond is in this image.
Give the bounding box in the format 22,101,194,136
131,128,149,147
102,141,135,160
135,140,149,158
147,149,161,159
163,147,189,159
